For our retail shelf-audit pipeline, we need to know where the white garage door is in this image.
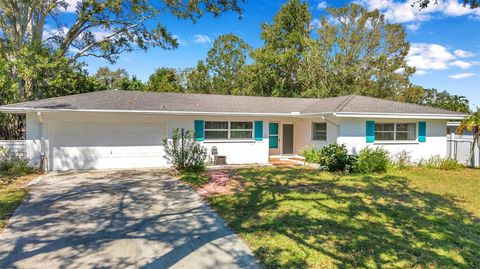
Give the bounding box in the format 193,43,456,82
51,121,167,171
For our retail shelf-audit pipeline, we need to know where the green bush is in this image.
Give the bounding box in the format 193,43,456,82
354,147,390,173
163,128,208,172
417,155,463,170
0,146,7,156
300,147,321,163
318,144,356,172
0,153,36,184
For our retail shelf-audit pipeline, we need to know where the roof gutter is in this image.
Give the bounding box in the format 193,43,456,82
332,112,466,120
0,107,466,120
0,107,298,117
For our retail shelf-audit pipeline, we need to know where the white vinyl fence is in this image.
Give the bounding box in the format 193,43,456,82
0,140,26,158
447,135,479,167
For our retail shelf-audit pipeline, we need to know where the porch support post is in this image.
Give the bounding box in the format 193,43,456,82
36,112,46,171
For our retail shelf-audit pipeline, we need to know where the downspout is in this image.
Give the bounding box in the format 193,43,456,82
322,115,339,128
36,112,46,171
322,115,340,144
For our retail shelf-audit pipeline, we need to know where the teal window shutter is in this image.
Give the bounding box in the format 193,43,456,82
194,120,204,141
366,121,375,143
418,122,426,142
269,123,278,148
255,121,263,141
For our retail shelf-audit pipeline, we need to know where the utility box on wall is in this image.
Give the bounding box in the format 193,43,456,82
214,155,227,165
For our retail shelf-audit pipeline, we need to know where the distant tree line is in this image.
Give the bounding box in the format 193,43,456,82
93,2,471,114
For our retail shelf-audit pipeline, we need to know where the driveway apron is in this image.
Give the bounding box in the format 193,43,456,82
0,170,258,269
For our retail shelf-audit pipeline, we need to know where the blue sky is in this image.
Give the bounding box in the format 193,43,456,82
69,0,480,108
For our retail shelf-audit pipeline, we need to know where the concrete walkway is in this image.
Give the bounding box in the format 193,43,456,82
0,170,258,269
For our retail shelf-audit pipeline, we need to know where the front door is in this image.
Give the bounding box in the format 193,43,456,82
282,124,294,155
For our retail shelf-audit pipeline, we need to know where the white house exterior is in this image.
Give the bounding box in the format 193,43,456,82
0,90,465,171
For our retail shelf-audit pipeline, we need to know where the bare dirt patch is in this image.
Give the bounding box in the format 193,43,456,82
197,169,247,197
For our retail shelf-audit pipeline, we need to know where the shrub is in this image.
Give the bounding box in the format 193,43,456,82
355,147,390,173
318,144,356,172
0,152,36,184
393,150,412,169
163,128,208,172
417,155,463,170
300,146,321,163
0,146,7,156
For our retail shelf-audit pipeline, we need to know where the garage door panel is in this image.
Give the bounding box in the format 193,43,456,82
52,121,167,170
53,147,100,170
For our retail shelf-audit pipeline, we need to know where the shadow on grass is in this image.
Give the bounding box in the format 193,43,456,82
209,167,480,268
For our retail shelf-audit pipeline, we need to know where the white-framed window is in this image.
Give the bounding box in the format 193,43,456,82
205,121,229,139
375,123,416,141
312,122,327,141
204,121,253,140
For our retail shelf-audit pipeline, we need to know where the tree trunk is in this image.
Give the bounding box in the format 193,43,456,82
469,126,479,167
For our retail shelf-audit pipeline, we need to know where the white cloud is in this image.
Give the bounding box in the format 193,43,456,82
311,19,322,29
450,60,473,69
43,26,112,42
448,73,476,79
317,1,328,9
415,70,428,75
357,0,480,29
173,35,188,46
408,43,455,70
43,26,69,40
193,34,211,44
408,43,478,74
406,22,420,31
454,49,475,58
91,29,111,40
64,0,80,13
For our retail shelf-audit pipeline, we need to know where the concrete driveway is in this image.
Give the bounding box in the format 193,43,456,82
0,170,258,269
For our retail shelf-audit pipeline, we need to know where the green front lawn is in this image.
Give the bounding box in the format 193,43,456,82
0,186,27,230
0,172,39,231
208,167,480,268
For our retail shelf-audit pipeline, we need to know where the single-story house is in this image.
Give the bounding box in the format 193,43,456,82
0,90,466,171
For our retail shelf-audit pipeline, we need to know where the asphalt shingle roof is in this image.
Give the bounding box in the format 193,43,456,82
0,90,464,115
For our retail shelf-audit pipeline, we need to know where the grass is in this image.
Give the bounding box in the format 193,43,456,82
0,172,39,231
179,171,210,187
207,166,480,268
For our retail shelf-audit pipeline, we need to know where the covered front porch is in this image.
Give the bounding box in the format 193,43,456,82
266,118,335,162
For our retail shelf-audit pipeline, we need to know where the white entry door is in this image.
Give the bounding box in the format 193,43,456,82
51,121,167,171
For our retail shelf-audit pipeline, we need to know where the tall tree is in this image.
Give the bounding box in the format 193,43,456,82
419,88,471,113
206,34,250,95
0,44,103,139
146,67,182,92
413,0,479,9
182,61,212,93
117,76,146,91
250,0,311,97
0,0,243,99
303,4,413,99
95,67,129,90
